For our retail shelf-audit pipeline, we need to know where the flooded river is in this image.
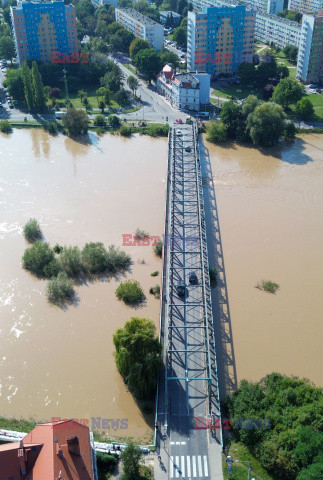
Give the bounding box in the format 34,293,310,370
0,130,167,442
0,130,322,440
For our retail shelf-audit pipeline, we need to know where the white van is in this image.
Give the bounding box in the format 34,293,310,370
55,111,66,119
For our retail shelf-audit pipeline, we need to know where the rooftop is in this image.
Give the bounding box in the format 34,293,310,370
116,8,162,26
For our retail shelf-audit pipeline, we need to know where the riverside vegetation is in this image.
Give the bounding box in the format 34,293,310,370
22,219,131,304
223,373,323,480
113,317,163,400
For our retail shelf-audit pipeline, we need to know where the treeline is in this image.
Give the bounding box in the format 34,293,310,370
207,95,296,148
223,373,323,480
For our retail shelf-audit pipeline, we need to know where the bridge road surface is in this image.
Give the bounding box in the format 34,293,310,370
155,124,223,480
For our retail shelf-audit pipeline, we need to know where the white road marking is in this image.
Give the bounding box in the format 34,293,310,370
176,441,180,445
170,441,175,445
175,456,180,478
181,441,186,445
203,455,209,477
187,456,191,478
192,455,197,477
181,456,185,477
198,456,203,477
170,456,174,478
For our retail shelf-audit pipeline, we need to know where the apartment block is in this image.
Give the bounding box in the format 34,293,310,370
187,5,255,77
115,8,164,50
10,0,78,65
297,9,323,82
92,0,118,7
288,0,323,14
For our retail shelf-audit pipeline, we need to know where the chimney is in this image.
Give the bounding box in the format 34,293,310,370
67,436,80,456
18,447,27,475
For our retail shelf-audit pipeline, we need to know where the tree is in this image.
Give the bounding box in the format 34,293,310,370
22,62,35,111
173,26,187,47
113,317,163,399
0,36,15,62
100,68,123,93
129,37,150,61
127,75,139,96
78,89,87,103
206,121,228,144
109,33,123,54
241,94,259,117
32,61,45,111
219,101,241,139
4,69,25,103
49,87,61,100
62,109,90,136
122,443,142,480
237,62,256,86
284,121,296,140
296,97,314,120
272,78,305,108
256,59,277,86
283,44,298,63
247,102,285,147
161,49,180,69
135,49,162,82
277,65,289,79
22,241,55,277
262,84,274,100
82,242,108,273
296,462,323,480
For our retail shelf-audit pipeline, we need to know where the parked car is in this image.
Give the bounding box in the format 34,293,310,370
8,102,13,109
176,281,186,296
185,145,191,152
189,271,198,284
308,84,317,89
176,118,183,123
176,130,183,136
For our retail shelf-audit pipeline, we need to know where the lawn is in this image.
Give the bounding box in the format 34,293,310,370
288,93,323,122
213,85,261,100
223,442,278,480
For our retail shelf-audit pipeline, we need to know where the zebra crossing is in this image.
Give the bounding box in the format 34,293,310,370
169,455,209,478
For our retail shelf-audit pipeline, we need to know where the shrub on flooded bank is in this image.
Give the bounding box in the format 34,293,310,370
115,279,145,305
149,284,160,299
23,218,42,243
0,120,13,133
22,241,54,276
57,246,83,278
47,272,74,303
256,280,279,294
153,239,162,258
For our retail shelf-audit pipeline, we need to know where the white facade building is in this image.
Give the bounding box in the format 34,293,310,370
296,10,323,82
115,8,164,51
288,0,323,13
157,65,211,111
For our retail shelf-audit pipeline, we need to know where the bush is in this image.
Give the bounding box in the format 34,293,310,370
0,120,12,133
119,125,132,137
93,114,106,126
115,279,145,305
146,123,169,137
151,271,159,277
43,122,58,134
47,272,74,303
105,245,132,273
149,284,160,299
284,121,296,140
53,244,63,254
108,115,121,127
82,242,108,274
134,228,149,240
256,280,279,294
206,121,228,144
57,246,83,277
23,218,42,243
22,241,55,277
153,239,162,258
43,259,60,278
96,452,118,480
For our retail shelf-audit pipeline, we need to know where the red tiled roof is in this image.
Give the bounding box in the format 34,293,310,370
0,420,94,480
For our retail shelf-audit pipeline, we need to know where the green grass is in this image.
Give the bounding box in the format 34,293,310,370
0,416,35,433
124,63,137,76
223,442,278,480
213,85,261,100
288,93,323,122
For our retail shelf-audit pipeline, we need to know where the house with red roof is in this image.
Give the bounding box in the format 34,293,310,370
0,419,97,480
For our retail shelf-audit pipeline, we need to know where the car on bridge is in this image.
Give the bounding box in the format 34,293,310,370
176,280,186,296
189,271,198,284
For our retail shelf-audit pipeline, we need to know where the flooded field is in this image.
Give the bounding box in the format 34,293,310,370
0,129,322,441
0,130,168,441
204,134,323,392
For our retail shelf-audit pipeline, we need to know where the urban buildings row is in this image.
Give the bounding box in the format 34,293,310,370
115,8,164,50
10,0,78,66
187,5,255,76
157,64,210,111
288,0,323,13
297,9,323,81
0,419,97,480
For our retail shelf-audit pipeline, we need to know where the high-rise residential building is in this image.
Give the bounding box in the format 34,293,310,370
115,8,164,51
190,0,301,48
91,0,118,8
297,9,323,82
288,0,323,14
10,1,78,66
187,5,255,77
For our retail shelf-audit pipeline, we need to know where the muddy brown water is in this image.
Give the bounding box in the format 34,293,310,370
0,130,322,442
